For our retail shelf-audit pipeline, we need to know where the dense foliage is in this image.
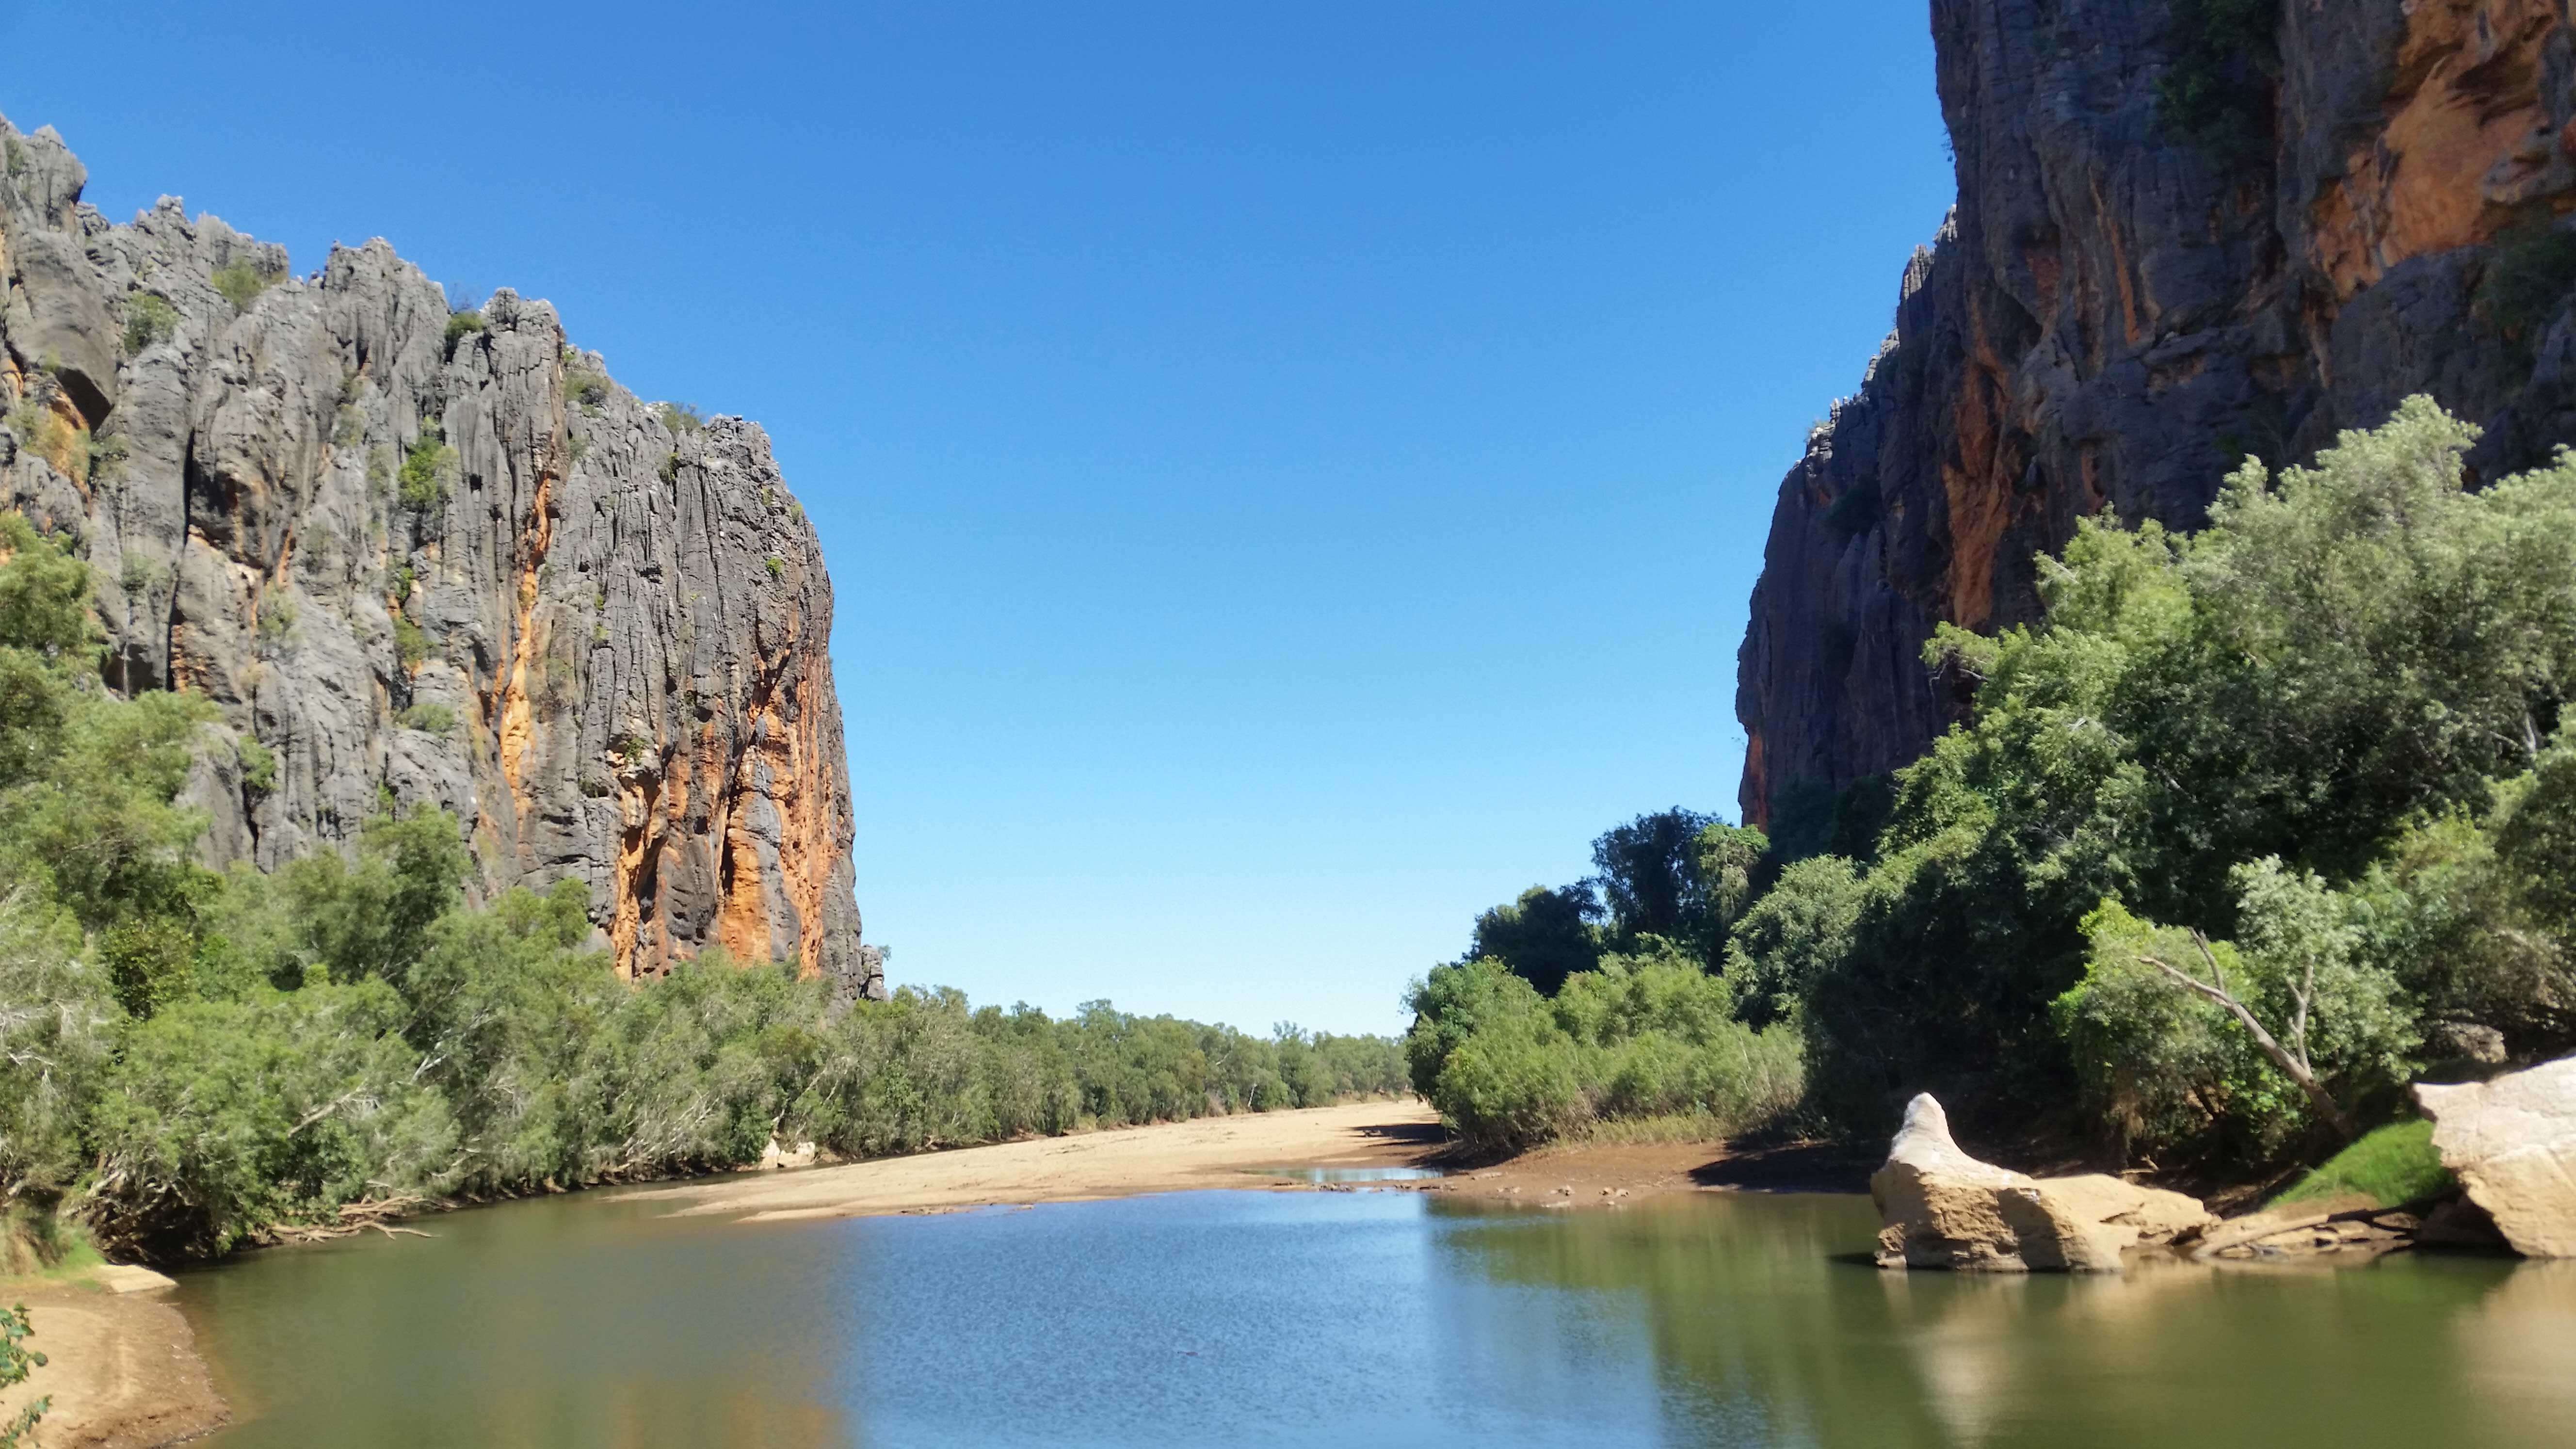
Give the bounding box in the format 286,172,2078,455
0,515,1403,1262
1417,400,2576,1174
1404,944,1802,1154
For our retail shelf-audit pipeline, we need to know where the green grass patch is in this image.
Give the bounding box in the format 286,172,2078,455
2276,1119,2453,1208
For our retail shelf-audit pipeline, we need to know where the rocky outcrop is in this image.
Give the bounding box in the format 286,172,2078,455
0,115,882,1000
1871,1094,2213,1271
2418,1055,2576,1257
1740,0,2576,827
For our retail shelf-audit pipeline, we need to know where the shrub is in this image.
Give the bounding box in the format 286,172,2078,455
82,980,460,1259
121,292,179,354
397,431,455,511
255,589,296,642
117,553,166,596
237,736,276,796
442,310,486,354
765,556,784,580
1405,948,1803,1154
562,370,611,412
393,616,429,668
398,703,457,736
209,258,278,312
656,402,704,434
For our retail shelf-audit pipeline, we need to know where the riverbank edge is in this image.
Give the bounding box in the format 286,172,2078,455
0,1266,228,1448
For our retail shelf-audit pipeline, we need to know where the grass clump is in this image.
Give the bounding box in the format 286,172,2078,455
398,703,456,736
393,615,429,668
2276,1119,2453,1208
121,292,179,354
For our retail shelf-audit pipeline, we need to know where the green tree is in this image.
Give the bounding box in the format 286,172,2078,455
1465,885,1601,996
279,809,473,991
1721,854,1863,1030
1589,808,1714,943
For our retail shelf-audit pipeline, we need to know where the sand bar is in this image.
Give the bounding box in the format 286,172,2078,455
642,1098,1449,1222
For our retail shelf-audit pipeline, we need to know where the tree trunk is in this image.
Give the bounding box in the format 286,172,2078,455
2139,935,2359,1143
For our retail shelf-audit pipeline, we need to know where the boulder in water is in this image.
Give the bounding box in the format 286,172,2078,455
1869,1094,2213,1272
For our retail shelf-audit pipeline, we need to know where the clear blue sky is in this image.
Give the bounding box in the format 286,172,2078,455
4,2,1953,1035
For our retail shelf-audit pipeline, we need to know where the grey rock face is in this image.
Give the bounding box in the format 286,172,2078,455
0,116,883,1001
1740,0,2576,827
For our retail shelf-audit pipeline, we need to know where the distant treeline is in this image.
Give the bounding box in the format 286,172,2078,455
1410,399,2576,1171
0,514,1403,1262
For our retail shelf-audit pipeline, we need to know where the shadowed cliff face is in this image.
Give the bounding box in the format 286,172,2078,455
1739,0,2576,829
0,115,884,1002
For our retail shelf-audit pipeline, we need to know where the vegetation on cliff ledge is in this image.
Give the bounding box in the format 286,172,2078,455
1413,400,2576,1172
0,511,1403,1262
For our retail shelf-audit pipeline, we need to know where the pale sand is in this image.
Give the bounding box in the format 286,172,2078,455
640,1098,1448,1223
0,1281,227,1449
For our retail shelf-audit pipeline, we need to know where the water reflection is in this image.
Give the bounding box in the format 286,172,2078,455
1439,1193,2576,1448
175,1183,2576,1448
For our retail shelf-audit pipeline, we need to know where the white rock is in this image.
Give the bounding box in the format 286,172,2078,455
1870,1094,2213,1272
2417,1055,2576,1258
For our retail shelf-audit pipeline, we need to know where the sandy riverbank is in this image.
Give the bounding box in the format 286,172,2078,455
0,1273,226,1449
644,1098,1453,1222
646,1099,1872,1223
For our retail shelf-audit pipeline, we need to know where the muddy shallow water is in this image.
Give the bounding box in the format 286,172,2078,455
174,1184,2576,1448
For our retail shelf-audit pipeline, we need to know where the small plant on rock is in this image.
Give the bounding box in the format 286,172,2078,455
394,615,430,668
562,370,611,413
398,427,457,511
121,292,179,354
442,310,487,354
238,735,277,795
210,258,280,312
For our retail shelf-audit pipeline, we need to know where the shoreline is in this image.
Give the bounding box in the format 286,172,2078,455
640,1098,1457,1222
644,1100,1872,1224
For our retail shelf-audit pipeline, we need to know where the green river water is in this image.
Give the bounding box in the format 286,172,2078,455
169,1181,2576,1448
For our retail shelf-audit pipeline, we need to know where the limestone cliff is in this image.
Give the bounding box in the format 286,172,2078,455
1739,0,2576,828
0,115,884,1001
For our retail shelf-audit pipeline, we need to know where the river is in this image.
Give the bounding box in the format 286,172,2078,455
172,1180,2576,1448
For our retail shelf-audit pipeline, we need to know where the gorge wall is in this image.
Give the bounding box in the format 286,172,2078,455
0,115,884,1001
1739,0,2576,829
